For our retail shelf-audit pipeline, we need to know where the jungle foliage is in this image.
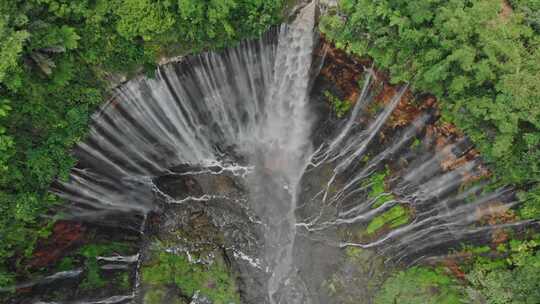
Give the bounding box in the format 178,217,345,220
374,266,464,304
0,0,284,287
320,0,540,219
141,251,240,303
375,236,540,304
465,238,540,304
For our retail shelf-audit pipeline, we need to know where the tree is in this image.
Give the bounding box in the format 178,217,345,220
0,5,29,90
374,267,463,304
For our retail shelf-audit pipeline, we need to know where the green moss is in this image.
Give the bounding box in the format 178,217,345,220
78,242,132,258
324,90,352,118
143,287,186,304
366,205,410,235
78,242,133,290
80,258,106,290
141,251,239,304
117,272,131,290
411,138,421,149
496,243,507,253
56,257,75,271
144,288,167,303
345,247,364,259
461,245,492,255
365,168,394,208
359,168,411,236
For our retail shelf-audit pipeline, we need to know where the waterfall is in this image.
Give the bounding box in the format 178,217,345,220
256,3,317,303
48,2,527,303
52,2,319,303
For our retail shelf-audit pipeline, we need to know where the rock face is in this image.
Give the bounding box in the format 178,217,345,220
138,166,266,303
322,248,388,304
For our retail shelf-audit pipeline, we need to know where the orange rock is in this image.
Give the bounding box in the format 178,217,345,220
443,259,466,281
476,202,517,226
318,35,494,187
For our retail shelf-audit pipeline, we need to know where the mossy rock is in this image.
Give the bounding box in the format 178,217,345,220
365,204,411,236
140,248,240,304
140,214,240,304
142,286,188,304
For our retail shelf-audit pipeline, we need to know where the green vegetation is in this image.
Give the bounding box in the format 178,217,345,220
365,205,410,235
1,0,538,302
0,0,284,287
362,168,411,236
374,266,464,304
411,138,422,149
78,242,133,290
320,0,540,218
464,237,540,303
375,237,540,304
324,90,352,118
365,168,394,208
39,242,136,297
141,250,239,303
77,242,132,258
80,257,106,290
56,256,74,272
143,288,187,304
117,271,130,290
144,288,167,304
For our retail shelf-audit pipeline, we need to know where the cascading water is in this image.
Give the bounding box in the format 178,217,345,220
44,2,529,303
254,3,317,303
53,2,319,303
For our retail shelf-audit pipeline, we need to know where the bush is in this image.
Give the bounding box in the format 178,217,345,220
466,238,540,303
374,266,463,304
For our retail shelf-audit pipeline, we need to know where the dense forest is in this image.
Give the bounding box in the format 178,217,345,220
0,0,539,303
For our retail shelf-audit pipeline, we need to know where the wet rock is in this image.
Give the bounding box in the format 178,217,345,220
138,168,268,303
138,212,241,304
142,286,188,304
322,248,389,304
